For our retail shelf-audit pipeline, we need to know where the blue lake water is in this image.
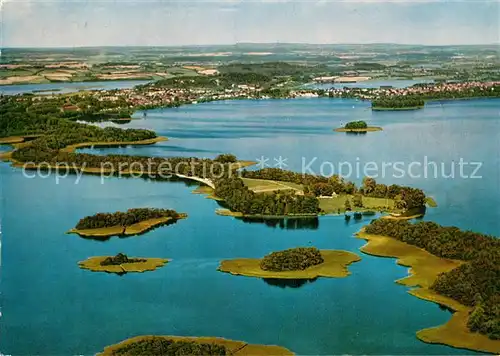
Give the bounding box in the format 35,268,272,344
0,80,151,96
1,96,499,355
305,79,434,90
0,78,427,96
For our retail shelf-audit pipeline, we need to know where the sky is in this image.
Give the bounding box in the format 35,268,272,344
1,0,499,47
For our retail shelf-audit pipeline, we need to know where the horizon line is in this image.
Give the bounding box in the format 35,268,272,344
2,42,499,50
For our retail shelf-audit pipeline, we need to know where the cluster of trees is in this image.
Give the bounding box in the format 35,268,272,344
344,121,368,129
260,247,324,272
110,337,227,356
151,72,271,90
214,176,320,216
308,182,336,197
14,145,234,182
467,295,500,340
364,219,499,261
218,62,331,78
433,255,500,340
360,177,426,210
11,123,154,162
214,154,237,163
1,96,158,164
2,91,134,127
75,208,182,229
100,253,146,266
371,95,425,109
364,218,500,339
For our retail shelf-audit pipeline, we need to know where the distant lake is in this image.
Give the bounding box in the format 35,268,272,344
1,97,498,355
0,79,151,95
305,79,434,90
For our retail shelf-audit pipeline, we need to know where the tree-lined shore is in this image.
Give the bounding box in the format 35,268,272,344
364,219,500,342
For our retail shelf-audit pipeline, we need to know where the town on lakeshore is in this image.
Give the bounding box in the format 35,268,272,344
1,1,500,355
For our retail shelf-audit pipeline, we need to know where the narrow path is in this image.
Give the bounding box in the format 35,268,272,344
175,174,215,189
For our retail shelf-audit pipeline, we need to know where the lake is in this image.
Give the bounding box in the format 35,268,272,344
305,79,434,90
0,80,151,95
1,96,498,355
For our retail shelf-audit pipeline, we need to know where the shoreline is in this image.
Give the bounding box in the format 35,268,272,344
372,106,424,111
0,135,42,145
61,136,168,153
0,78,152,87
98,335,294,356
78,256,169,274
334,126,382,132
381,213,424,220
355,229,500,354
218,250,361,279
215,208,319,219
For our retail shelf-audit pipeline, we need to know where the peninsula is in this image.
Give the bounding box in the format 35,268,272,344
218,247,361,279
79,253,169,274
98,335,294,356
356,219,500,353
68,208,187,238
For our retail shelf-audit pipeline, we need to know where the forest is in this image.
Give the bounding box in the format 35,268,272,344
0,92,135,129
150,72,272,90
364,219,500,339
214,176,320,216
371,95,425,109
260,247,324,272
100,253,146,266
75,208,182,230
1,95,157,165
344,121,368,129
108,337,227,356
218,62,332,78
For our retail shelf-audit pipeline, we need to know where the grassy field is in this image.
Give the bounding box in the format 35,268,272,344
78,256,169,274
242,178,303,193
319,194,396,214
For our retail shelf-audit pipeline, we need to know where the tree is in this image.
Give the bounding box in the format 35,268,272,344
362,177,377,195
344,199,352,211
214,154,237,163
353,194,363,208
373,184,388,198
394,195,407,210
344,181,356,194
345,120,368,129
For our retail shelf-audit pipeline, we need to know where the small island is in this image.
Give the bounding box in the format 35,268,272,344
218,247,361,279
334,121,382,132
98,335,294,356
78,253,169,274
68,208,187,238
